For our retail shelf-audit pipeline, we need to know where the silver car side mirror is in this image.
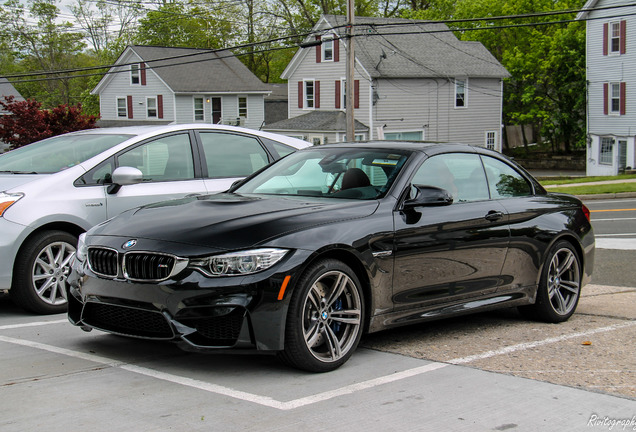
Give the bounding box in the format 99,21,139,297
107,166,143,194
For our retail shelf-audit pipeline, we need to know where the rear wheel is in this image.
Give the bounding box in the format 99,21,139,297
279,259,364,372
11,230,77,314
520,240,581,323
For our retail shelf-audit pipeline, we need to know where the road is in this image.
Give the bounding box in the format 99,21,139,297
0,197,635,431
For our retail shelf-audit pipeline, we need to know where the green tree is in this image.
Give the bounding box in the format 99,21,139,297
0,0,91,108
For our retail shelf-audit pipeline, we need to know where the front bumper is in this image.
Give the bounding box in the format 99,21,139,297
67,249,311,352
0,218,31,290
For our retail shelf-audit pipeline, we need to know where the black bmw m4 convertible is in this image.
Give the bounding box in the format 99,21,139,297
67,142,594,372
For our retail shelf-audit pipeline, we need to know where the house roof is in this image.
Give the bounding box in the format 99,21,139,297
285,15,509,80
95,45,270,94
576,0,598,20
0,78,25,115
264,110,368,132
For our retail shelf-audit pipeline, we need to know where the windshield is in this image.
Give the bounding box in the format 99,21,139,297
0,133,133,174
236,147,410,200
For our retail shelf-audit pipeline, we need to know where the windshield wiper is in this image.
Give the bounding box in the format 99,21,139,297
0,170,38,174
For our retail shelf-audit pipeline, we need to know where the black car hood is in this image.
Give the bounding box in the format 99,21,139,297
93,193,379,250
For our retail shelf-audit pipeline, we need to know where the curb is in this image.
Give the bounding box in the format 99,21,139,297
575,192,636,200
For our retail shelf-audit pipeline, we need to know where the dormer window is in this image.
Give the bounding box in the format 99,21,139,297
131,64,140,85
323,37,334,62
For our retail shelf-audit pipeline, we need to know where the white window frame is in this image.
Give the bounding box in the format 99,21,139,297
455,78,468,108
193,97,204,121
116,97,127,118
130,64,140,85
304,79,315,110
609,21,621,55
383,130,424,141
322,35,334,62
610,82,621,115
146,97,157,118
340,78,347,110
600,137,614,165
485,131,497,149
238,96,248,118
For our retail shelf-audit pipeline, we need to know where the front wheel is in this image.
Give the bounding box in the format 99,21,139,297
520,240,581,323
11,230,77,314
279,259,365,372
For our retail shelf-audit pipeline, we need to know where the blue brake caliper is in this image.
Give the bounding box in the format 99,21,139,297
331,298,343,333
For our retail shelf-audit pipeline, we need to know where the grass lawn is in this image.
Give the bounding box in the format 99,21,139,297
548,183,636,195
540,174,636,186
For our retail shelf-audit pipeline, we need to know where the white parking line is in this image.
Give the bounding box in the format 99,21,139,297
0,319,67,330
1,321,635,410
595,238,636,250
0,333,448,410
448,321,636,365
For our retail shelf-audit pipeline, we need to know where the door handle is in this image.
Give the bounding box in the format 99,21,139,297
484,210,504,221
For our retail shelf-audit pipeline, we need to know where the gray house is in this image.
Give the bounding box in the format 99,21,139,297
92,45,271,129
264,15,510,148
0,77,25,152
578,0,636,175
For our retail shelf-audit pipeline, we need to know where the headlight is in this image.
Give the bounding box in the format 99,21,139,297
189,248,289,277
0,192,24,217
75,233,88,262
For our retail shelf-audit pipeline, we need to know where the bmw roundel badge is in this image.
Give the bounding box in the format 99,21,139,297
122,239,137,249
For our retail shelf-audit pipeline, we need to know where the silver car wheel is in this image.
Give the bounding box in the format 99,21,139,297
301,270,362,363
546,247,580,316
31,240,75,306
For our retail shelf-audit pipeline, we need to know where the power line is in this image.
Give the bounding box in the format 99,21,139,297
2,3,633,84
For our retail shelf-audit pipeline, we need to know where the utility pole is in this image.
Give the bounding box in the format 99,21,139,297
346,0,355,141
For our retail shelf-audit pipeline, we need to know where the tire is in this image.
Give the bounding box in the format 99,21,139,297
520,240,581,323
11,230,77,315
279,259,365,372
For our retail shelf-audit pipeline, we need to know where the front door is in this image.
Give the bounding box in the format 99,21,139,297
392,153,510,312
212,98,222,124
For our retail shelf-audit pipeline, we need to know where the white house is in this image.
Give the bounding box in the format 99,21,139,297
264,15,510,148
92,46,271,130
578,0,636,175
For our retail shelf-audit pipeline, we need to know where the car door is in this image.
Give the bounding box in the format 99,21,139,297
197,131,273,193
392,152,510,313
106,131,207,218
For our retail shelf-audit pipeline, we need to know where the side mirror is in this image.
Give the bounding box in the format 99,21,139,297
403,185,453,209
107,166,143,194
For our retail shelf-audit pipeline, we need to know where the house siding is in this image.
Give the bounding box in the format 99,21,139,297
99,51,174,122
173,94,265,128
584,0,636,174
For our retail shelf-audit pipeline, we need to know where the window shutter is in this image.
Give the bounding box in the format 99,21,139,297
335,80,341,109
316,36,321,63
620,82,626,115
315,81,320,108
334,38,340,62
140,63,146,86
354,80,360,109
298,81,303,108
158,95,163,119
620,20,627,54
603,23,608,56
603,83,608,115
127,95,133,119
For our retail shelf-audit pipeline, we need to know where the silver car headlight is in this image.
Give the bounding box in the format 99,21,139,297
189,248,289,277
75,233,88,262
0,192,24,217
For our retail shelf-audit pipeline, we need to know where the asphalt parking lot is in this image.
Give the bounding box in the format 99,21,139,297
1,197,635,431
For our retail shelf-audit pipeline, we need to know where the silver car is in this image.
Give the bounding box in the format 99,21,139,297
0,124,309,314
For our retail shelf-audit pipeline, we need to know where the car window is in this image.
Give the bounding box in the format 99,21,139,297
117,133,194,181
237,148,409,200
199,132,269,178
75,158,114,186
0,133,132,174
481,155,532,198
261,138,296,158
412,153,489,203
